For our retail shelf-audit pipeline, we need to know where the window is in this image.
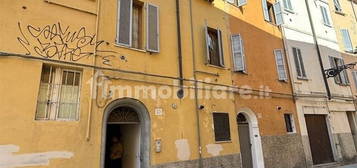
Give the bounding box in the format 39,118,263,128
231,34,246,72
292,47,307,79
333,0,342,12
227,0,247,7
341,29,353,52
36,65,81,121
320,6,331,26
213,113,231,142
329,56,349,85
117,0,159,52
205,27,224,67
274,49,288,81
282,0,293,11
284,114,296,133
262,0,283,25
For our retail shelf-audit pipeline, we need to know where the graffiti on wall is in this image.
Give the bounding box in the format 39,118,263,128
17,22,120,66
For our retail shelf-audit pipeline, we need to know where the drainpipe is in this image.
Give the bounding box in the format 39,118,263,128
86,0,102,141
176,0,184,98
304,0,332,99
189,0,203,167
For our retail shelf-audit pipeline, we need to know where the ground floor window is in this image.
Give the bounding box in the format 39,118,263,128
35,64,81,121
213,112,231,142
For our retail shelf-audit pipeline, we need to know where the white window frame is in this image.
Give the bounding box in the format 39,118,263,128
274,1,284,26
341,29,353,52
284,114,296,134
282,0,293,12
274,49,288,81
292,47,307,79
320,5,332,26
35,65,81,121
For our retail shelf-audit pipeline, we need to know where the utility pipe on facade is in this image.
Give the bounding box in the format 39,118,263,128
86,0,102,141
176,0,184,98
304,0,332,99
189,0,203,167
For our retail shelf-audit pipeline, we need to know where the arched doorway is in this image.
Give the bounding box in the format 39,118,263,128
237,108,265,168
237,113,253,168
101,98,150,168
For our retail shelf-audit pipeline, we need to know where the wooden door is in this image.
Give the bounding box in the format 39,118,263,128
305,115,334,165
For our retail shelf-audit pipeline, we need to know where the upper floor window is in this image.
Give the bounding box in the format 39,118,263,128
292,47,307,79
36,65,81,121
262,0,283,25
329,56,349,85
274,49,288,81
320,6,331,26
227,0,247,7
231,34,246,72
282,0,293,11
213,113,231,142
333,0,342,12
117,0,160,52
352,71,357,89
205,26,224,67
341,29,354,52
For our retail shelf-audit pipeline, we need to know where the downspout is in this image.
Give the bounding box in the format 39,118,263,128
86,0,101,141
176,0,184,98
304,0,332,99
189,0,203,167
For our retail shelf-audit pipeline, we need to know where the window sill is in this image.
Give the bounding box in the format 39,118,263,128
206,64,229,70
335,10,345,16
215,140,232,144
287,132,297,135
284,9,295,14
297,77,308,81
114,43,147,53
233,70,248,74
323,23,333,28
278,79,288,83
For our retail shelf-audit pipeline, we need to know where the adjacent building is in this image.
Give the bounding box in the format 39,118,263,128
281,0,357,166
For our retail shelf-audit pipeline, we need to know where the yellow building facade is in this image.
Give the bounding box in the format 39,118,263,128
0,0,240,167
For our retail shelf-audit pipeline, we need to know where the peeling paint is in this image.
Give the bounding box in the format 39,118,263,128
0,145,73,168
206,144,223,156
175,139,190,161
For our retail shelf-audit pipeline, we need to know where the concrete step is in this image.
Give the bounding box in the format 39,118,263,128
314,162,340,168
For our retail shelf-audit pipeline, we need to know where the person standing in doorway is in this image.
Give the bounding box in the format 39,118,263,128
110,136,124,168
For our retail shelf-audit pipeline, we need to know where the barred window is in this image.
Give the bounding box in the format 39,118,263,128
213,113,231,142
284,114,296,133
36,65,81,121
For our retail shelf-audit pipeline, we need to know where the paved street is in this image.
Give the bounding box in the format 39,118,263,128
340,164,357,168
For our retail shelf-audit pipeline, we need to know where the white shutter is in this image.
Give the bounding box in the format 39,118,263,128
147,3,160,53
274,2,284,26
262,0,270,22
205,26,211,64
341,29,353,52
274,49,287,81
238,0,247,7
339,59,349,85
231,34,245,72
117,0,133,47
217,29,224,67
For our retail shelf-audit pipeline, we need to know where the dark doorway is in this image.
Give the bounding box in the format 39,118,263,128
237,113,253,168
305,114,334,165
347,112,357,152
104,107,141,168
